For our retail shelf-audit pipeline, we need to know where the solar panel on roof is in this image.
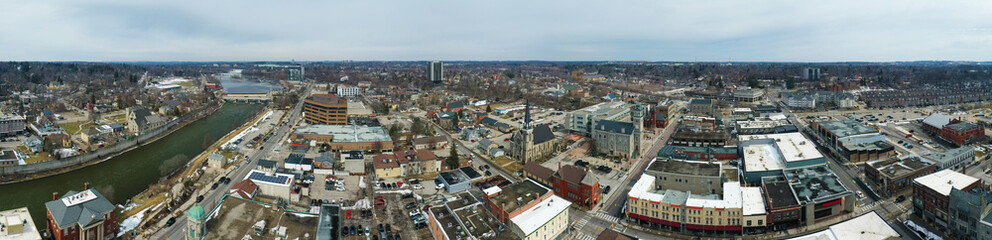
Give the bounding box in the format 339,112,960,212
249,172,289,184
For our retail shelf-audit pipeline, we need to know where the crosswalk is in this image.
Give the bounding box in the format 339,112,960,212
594,211,620,223
861,201,881,212
573,232,595,240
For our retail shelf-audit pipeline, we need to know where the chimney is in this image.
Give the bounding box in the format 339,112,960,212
558,161,561,169
53,192,59,200
84,182,90,190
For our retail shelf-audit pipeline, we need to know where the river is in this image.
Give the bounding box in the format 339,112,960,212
0,103,262,228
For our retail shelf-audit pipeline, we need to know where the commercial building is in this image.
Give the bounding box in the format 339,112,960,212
222,92,273,103
735,118,797,135
427,195,520,240
626,171,743,233
864,156,937,198
810,120,895,163
393,149,441,176
861,87,992,108
912,169,981,234
761,165,853,228
565,101,632,136
0,207,42,240
0,112,25,137
688,98,715,116
303,93,348,125
739,132,826,183
483,180,571,240
921,146,975,171
948,188,992,240
283,153,313,172
670,125,731,148
786,211,900,240
291,125,393,153
645,158,723,194
228,179,259,200
438,169,473,193
741,187,767,233
656,145,738,161
45,189,116,240
245,170,295,200
429,61,444,83
922,113,986,145
734,88,764,103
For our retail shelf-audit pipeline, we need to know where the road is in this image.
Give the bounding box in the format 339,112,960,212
156,84,310,240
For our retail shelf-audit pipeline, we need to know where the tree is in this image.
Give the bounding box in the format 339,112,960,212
446,144,460,170
450,116,459,130
786,78,796,89
485,105,492,113
388,124,401,138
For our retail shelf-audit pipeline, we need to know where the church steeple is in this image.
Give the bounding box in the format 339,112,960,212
524,100,532,130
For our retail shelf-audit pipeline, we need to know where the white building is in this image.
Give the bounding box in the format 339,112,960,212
784,94,816,109
336,85,361,97
245,170,294,200
510,195,571,240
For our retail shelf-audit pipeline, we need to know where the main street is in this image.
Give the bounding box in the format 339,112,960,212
155,84,310,240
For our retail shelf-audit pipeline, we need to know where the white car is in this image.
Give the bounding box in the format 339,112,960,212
413,184,423,190
336,186,346,191
409,210,420,216
436,183,445,190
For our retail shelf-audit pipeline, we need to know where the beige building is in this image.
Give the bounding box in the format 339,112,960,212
646,158,723,195
126,107,167,133
373,154,402,179
627,159,743,233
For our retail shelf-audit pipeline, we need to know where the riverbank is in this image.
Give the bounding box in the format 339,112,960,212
0,102,225,185
118,104,270,238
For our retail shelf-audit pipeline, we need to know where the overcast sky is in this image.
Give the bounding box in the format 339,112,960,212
2,0,991,62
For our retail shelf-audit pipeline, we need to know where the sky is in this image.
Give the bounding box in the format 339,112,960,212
2,0,992,62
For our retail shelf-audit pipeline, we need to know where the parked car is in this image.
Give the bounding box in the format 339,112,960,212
350,225,356,235
602,185,612,194
413,184,423,190
405,202,417,209
375,196,385,205
409,210,420,216
211,183,219,189
895,195,907,203
196,195,204,203
166,217,176,227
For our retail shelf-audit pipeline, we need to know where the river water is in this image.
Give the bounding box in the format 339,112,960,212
0,103,262,228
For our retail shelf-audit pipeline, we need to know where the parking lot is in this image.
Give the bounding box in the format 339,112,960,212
337,191,426,240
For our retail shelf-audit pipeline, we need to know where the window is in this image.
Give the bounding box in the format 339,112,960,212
747,220,752,226
758,220,763,225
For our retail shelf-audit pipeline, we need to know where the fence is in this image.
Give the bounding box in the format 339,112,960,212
0,103,219,178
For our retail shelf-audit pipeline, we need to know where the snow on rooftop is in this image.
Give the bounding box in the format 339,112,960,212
483,186,502,196
788,211,899,240
510,195,571,237
741,132,822,172
913,169,979,196
741,187,766,216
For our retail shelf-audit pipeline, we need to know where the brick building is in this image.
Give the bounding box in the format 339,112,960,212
521,162,600,208
45,188,116,240
913,169,981,235
922,113,986,145
864,156,937,198
303,93,348,125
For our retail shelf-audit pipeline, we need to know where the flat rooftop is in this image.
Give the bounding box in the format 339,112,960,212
762,180,799,209
868,157,934,179
293,125,392,143
205,196,318,240
647,158,721,177
430,207,464,240
0,207,42,240
453,204,520,240
488,180,550,215
783,166,850,204
445,192,478,210
439,170,471,185
741,132,824,172
914,169,980,196
922,146,974,164
818,120,878,138
574,101,629,117
787,211,900,240
741,187,766,216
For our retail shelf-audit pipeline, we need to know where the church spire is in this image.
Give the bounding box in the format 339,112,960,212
524,99,532,130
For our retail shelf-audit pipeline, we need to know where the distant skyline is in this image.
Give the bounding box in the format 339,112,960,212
2,0,992,62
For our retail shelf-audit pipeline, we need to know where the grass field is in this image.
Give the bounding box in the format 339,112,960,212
16,145,53,164
59,121,94,135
